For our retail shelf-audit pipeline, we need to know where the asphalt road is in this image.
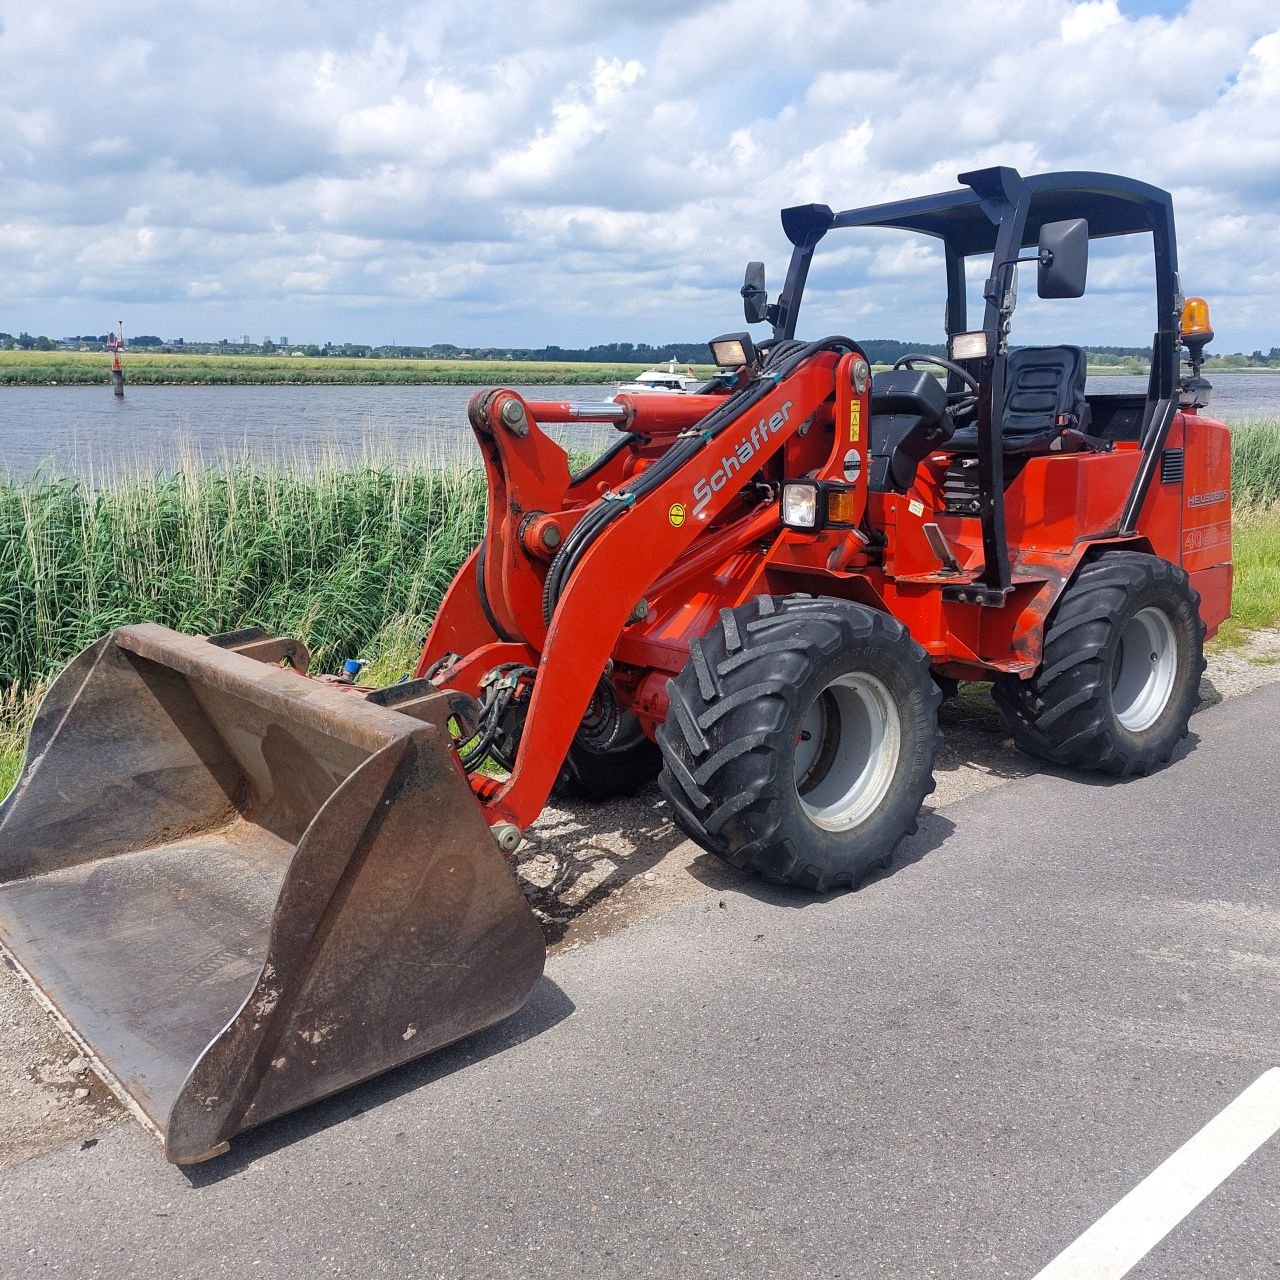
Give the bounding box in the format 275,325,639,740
1,685,1277,1279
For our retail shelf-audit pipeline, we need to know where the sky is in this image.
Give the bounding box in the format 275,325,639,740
1,0,1277,352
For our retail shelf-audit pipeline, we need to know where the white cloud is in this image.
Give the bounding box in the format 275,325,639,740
0,0,1276,350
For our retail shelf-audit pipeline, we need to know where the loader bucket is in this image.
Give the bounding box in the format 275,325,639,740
0,624,545,1164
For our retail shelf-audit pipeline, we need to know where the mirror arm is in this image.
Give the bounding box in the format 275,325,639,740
983,254,1034,307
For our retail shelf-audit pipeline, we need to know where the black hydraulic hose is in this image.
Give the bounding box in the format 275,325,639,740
475,538,519,643
541,336,866,624
541,373,772,622
761,338,807,369
569,432,641,488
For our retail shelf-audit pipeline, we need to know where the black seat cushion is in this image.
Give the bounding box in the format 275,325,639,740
949,345,1094,456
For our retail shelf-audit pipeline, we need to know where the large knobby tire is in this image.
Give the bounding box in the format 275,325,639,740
993,551,1205,776
657,595,940,892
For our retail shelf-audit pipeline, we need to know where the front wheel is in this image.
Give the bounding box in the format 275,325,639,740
994,551,1205,776
657,596,940,892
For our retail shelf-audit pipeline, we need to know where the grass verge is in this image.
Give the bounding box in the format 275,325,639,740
1212,508,1280,648
0,350,713,387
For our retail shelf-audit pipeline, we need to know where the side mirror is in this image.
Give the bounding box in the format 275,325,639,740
741,261,769,324
1037,218,1088,299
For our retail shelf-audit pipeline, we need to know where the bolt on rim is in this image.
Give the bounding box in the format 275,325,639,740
1112,605,1178,732
794,672,902,831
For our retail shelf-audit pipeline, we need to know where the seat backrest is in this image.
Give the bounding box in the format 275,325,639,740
1002,345,1090,444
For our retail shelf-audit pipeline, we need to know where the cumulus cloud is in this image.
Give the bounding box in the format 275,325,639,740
0,0,1276,348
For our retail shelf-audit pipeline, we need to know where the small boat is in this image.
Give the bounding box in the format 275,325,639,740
613,357,703,396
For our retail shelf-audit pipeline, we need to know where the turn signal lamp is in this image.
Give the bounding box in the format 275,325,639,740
781,480,858,531
826,488,856,524
1180,297,1214,344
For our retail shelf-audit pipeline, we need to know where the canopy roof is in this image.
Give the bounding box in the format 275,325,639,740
825,171,1174,256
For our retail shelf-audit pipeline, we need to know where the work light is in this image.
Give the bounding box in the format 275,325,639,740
781,481,820,528
950,331,988,361
781,480,859,531
709,332,756,368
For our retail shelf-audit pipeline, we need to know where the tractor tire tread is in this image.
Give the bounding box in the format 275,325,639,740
657,594,940,891
993,551,1205,777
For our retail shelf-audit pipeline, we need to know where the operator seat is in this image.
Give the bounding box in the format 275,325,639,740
947,344,1095,456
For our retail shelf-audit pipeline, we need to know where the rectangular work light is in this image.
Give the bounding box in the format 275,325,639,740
781,480,820,528
949,331,988,361
708,332,757,369
780,480,859,531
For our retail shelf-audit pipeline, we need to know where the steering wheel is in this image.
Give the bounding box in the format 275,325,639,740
892,352,979,396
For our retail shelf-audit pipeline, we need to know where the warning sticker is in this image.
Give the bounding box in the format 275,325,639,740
848,400,862,443
668,502,687,528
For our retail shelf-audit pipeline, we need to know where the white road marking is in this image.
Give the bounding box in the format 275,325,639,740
1031,1067,1280,1280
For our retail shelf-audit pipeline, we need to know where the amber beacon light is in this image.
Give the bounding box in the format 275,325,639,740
1180,296,1214,344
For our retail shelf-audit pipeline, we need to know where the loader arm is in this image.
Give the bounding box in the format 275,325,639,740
422,345,866,835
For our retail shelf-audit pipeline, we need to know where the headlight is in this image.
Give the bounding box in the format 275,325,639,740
781,479,860,530
781,481,819,528
708,332,756,369
949,331,988,361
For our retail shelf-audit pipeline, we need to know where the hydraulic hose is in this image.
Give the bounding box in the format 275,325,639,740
569,432,642,489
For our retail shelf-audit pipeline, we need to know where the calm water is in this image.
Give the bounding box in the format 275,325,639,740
0,383,617,479
1,373,1276,480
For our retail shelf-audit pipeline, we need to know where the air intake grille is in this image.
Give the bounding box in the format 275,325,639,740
1161,448,1185,484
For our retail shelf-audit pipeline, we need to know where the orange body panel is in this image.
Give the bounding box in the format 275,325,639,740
421,371,1233,834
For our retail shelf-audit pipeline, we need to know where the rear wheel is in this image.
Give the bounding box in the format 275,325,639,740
657,595,939,891
994,551,1205,776
558,724,661,801
557,682,661,801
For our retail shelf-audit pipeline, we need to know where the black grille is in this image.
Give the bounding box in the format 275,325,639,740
942,457,983,516
1161,448,1185,484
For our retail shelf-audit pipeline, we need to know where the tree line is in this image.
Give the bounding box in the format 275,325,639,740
4,331,1278,366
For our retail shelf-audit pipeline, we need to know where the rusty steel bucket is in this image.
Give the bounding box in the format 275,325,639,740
0,624,544,1164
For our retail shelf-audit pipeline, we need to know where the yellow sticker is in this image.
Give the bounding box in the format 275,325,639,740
908,498,925,517
668,502,686,528
848,400,862,443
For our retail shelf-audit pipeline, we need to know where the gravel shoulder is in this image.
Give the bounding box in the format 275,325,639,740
2,627,1278,1170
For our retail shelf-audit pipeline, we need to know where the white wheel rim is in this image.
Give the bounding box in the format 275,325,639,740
1112,606,1178,732
794,673,902,832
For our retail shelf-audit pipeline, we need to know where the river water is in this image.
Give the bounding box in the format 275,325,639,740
2,373,1277,480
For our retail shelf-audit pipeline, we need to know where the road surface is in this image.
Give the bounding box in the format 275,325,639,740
0,683,1276,1278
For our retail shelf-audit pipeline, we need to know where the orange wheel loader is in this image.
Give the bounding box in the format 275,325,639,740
0,168,1232,1162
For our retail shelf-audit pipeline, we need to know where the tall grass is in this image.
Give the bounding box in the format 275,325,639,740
0,418,1276,791
1231,418,1280,508
0,454,486,697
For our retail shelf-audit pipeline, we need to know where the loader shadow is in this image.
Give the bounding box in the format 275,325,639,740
180,975,576,1186
1036,724,1202,787
515,786,687,944
1197,673,1224,710
934,677,1209,788
683,807,958,908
